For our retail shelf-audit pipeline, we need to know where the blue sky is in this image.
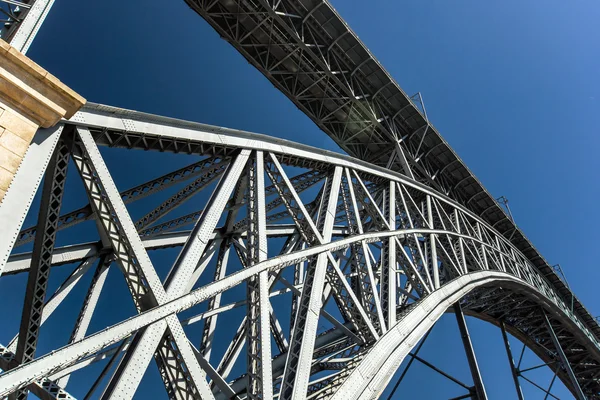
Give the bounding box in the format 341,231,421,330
1,0,599,398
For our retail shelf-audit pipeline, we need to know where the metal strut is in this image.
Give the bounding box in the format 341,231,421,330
454,303,488,400
544,311,586,400
10,138,70,400
500,321,525,400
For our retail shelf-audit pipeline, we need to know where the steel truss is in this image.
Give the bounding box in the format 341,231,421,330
1,0,54,53
184,0,600,345
0,104,598,399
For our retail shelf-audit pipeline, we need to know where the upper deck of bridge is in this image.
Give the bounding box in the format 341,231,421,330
184,0,600,339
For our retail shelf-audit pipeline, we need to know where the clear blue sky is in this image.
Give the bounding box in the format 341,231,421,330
1,0,599,398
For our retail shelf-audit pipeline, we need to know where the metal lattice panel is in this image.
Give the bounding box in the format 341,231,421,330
0,0,54,53
182,0,600,344
0,105,598,399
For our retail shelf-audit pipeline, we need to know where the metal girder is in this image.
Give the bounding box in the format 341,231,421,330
544,311,587,400
265,156,377,344
1,109,599,400
58,256,110,388
134,157,229,230
13,156,227,247
500,321,525,400
0,126,62,278
0,2,598,397
0,236,598,398
199,240,229,361
71,127,214,400
454,302,488,400
71,128,163,307
330,273,523,398
212,234,305,384
245,150,273,398
13,138,69,371
339,169,385,332
380,180,396,330
184,0,420,179
2,0,54,53
279,164,342,400
99,148,249,399
184,0,600,349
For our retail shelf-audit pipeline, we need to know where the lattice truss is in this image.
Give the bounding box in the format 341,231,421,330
0,104,599,400
0,0,52,53
184,1,600,344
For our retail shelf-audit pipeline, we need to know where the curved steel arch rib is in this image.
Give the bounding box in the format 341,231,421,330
0,104,598,399
186,1,600,349
331,272,600,399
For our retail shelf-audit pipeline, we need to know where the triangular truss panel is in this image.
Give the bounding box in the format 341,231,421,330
0,105,598,400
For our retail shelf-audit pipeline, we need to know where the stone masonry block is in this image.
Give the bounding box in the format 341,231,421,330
0,129,29,157
0,145,22,173
0,106,37,141
0,165,12,191
0,39,84,205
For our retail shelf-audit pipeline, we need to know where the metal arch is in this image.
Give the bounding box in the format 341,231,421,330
0,0,595,396
0,109,598,399
329,272,597,399
81,107,600,392
185,0,600,345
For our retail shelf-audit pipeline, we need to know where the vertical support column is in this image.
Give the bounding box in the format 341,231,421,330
500,321,524,400
454,303,488,400
279,166,342,400
246,151,272,399
543,311,586,400
11,138,69,400
381,180,396,329
427,195,440,289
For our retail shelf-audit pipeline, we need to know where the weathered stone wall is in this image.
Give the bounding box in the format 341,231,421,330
0,39,85,202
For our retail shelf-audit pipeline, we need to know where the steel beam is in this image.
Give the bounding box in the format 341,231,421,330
500,321,525,400
0,105,598,399
7,0,54,53
0,126,62,278
454,302,488,400
72,127,214,400
381,180,397,329
9,138,69,400
245,151,272,398
279,165,342,400
544,311,586,400
58,256,110,387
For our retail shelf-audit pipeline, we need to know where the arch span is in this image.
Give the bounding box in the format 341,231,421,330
332,271,600,399
1,106,598,399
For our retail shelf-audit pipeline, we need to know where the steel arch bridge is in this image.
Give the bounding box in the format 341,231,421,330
0,1,598,400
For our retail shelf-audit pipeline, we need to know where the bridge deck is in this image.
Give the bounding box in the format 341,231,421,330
184,0,599,339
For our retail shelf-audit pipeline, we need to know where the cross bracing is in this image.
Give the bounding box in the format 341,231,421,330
0,0,53,53
0,104,598,399
182,0,600,344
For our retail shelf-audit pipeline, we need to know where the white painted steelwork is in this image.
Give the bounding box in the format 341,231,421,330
0,104,598,399
185,0,600,348
0,0,54,53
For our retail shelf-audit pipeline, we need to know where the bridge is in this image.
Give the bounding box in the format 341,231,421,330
0,0,598,399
